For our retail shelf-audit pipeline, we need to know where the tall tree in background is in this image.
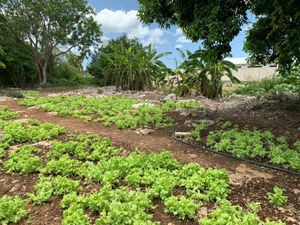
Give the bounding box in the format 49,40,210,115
0,15,6,69
137,0,300,73
0,16,36,87
0,0,102,85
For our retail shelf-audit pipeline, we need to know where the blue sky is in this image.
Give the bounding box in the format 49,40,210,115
87,0,250,68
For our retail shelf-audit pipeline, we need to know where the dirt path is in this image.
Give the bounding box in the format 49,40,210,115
1,97,300,224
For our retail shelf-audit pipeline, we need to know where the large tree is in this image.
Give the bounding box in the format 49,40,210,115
137,0,248,59
0,0,102,85
137,0,300,72
244,0,300,73
0,16,36,87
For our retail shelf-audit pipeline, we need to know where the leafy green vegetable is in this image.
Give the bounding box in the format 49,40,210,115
0,195,28,225
42,155,82,176
164,195,200,220
29,176,81,204
0,119,65,157
205,126,300,170
267,186,288,207
199,200,285,225
0,107,19,120
4,145,42,174
19,95,202,129
61,187,157,225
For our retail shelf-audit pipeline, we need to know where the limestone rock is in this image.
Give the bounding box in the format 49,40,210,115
163,93,177,101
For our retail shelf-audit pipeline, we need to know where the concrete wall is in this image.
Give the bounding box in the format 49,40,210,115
223,64,277,81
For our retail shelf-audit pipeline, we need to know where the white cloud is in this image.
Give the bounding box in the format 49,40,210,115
175,28,183,36
95,9,165,45
95,9,139,33
241,24,252,32
175,44,183,49
176,36,192,43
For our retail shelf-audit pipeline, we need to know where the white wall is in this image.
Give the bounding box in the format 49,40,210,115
223,64,277,81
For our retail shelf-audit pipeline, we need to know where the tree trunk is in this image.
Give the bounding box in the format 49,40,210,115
41,63,47,85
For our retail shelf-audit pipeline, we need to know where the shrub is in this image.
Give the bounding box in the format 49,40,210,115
5,89,24,98
49,63,93,86
233,67,300,96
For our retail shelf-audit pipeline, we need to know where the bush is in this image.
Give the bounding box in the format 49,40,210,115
5,89,24,98
48,63,93,87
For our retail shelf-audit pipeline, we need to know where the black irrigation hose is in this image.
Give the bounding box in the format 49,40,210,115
172,126,300,177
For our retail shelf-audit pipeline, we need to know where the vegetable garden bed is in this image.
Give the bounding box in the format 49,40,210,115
0,107,291,225
19,95,203,129
174,119,300,175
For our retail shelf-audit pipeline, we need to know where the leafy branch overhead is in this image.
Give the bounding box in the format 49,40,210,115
137,0,300,72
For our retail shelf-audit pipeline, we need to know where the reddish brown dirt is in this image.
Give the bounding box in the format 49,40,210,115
0,97,299,225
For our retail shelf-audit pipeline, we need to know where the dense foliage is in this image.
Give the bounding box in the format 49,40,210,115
0,25,36,87
88,35,140,85
137,0,248,60
137,0,300,72
48,53,93,87
0,0,102,84
177,49,239,98
99,36,170,91
19,96,202,129
244,0,300,73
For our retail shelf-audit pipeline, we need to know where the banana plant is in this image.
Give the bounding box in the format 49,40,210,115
102,40,170,91
186,49,240,98
166,48,201,96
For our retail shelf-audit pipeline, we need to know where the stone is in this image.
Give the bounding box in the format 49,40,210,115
197,207,208,218
199,119,214,125
163,93,177,101
46,112,58,116
178,109,200,117
293,189,300,195
131,103,155,109
179,109,192,117
137,128,154,135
